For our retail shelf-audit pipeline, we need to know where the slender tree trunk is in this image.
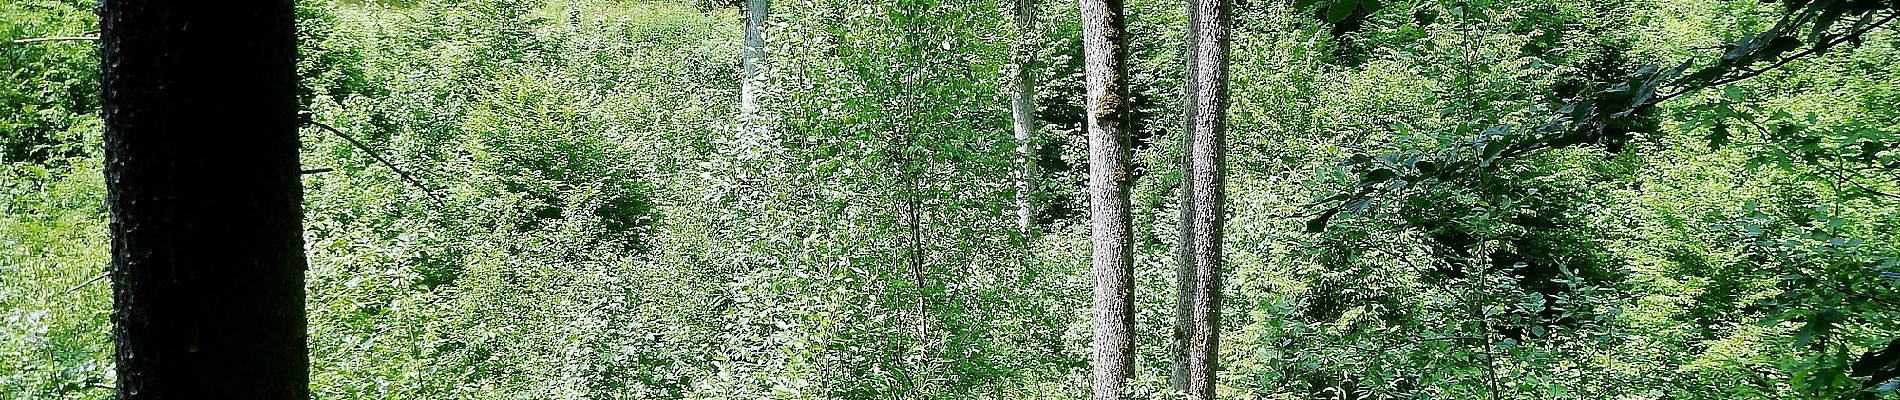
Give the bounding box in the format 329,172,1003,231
741,0,768,115
1182,0,1232,398
1079,0,1135,398
99,1,308,399
1010,0,1040,235
906,173,930,399
1170,1,1203,393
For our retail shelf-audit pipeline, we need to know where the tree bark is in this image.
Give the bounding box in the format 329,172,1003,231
1011,0,1040,235
1079,0,1135,398
99,1,309,399
1170,0,1202,393
741,0,768,115
1182,0,1232,398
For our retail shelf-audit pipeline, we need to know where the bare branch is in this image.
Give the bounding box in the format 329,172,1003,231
10,36,98,44
299,117,448,207
59,272,107,297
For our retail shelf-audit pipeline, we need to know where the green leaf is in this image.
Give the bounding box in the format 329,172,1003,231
1326,0,1358,23
1361,0,1383,13
1306,208,1341,233
1707,120,1731,150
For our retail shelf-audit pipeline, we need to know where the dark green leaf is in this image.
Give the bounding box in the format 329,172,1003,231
1707,120,1731,150
1327,0,1358,23
1306,208,1341,233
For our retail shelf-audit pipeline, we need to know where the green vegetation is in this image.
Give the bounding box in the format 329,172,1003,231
5,0,1900,398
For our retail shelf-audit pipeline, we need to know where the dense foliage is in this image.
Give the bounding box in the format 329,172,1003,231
4,0,1900,398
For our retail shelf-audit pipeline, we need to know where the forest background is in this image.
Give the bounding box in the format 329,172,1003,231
5,0,1900,399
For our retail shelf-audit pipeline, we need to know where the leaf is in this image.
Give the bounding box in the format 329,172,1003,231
1763,36,1803,58
1854,338,1900,390
1358,168,1397,187
1326,0,1358,23
1306,208,1341,233
1343,197,1371,213
1878,379,1900,392
1308,192,1352,207
1707,120,1731,150
1480,137,1509,168
1795,308,1842,350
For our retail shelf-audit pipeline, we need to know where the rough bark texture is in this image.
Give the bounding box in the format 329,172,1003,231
1183,0,1233,398
1011,0,1039,235
741,0,768,115
1080,0,1135,398
99,1,309,399
1170,0,1203,393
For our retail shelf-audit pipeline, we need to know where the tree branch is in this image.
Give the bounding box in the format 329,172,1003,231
299,117,447,207
1657,12,1899,103
59,272,107,297
10,36,98,44
1814,160,1900,202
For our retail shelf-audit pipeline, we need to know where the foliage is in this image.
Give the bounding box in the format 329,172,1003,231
3,0,1900,399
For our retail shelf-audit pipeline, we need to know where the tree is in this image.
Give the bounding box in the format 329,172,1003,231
1079,0,1134,397
1169,0,1202,393
741,0,768,116
1178,0,1232,397
99,0,309,398
1010,0,1039,235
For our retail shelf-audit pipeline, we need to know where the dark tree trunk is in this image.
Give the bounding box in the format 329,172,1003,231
1181,0,1232,397
1079,0,1135,398
100,1,308,399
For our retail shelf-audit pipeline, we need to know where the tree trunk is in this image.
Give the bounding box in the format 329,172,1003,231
1170,0,1202,393
741,0,768,115
1010,0,1040,235
1182,0,1232,398
1079,0,1135,398
99,1,308,399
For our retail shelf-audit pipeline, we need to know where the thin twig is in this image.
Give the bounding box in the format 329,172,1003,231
1814,161,1900,201
300,167,334,175
299,117,447,207
1739,117,1900,202
1788,266,1900,310
10,36,97,44
60,272,107,297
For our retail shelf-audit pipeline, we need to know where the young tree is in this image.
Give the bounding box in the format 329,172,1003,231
1010,0,1039,235
99,0,309,399
741,0,768,115
1179,0,1232,397
1170,0,1202,393
1079,0,1135,397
